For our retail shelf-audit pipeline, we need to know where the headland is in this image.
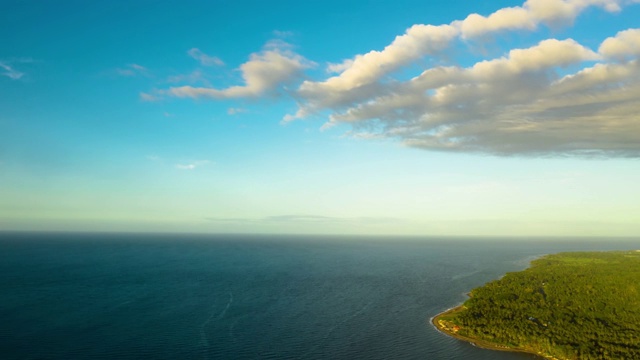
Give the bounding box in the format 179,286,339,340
431,251,640,360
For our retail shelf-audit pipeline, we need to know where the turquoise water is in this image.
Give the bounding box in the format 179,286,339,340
0,233,636,359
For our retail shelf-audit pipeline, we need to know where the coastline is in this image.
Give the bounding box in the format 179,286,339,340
431,251,640,360
431,306,560,360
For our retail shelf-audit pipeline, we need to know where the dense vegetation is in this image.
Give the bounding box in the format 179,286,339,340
439,251,640,359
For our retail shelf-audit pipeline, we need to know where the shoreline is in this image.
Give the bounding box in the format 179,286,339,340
431,306,560,360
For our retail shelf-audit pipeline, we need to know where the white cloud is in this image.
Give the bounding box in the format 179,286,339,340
599,28,640,59
458,0,623,38
0,61,25,80
328,39,598,122
175,160,211,170
273,30,294,38
170,42,313,99
167,69,211,85
458,6,537,38
469,39,599,78
280,24,459,123
139,92,161,102
525,0,584,25
551,60,638,94
154,0,640,157
297,24,458,100
326,59,355,74
277,1,640,157
525,0,623,25
282,0,633,123
325,38,640,156
116,63,149,77
130,64,146,71
187,48,224,66
227,107,247,115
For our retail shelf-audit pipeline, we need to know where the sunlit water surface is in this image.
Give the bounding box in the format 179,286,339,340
1,233,636,359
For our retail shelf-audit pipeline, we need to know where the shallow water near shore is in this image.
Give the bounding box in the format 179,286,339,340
0,233,636,359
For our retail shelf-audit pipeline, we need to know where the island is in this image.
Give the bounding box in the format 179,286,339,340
432,251,640,359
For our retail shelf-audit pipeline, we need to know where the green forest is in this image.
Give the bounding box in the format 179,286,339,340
436,251,640,359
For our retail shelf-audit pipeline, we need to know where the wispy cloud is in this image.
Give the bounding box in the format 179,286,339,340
227,107,247,115
167,69,211,86
146,155,213,170
116,63,150,77
187,48,224,66
205,214,400,224
139,91,161,102
273,30,294,38
175,160,211,170
0,62,24,80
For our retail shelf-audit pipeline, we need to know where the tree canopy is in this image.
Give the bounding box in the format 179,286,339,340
436,251,640,359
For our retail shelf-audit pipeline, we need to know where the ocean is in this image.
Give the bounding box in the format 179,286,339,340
0,232,637,359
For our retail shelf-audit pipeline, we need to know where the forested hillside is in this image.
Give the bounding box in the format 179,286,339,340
436,251,640,359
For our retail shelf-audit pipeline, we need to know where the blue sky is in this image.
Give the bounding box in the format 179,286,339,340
1,0,639,236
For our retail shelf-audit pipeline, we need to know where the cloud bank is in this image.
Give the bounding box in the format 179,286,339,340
161,0,640,157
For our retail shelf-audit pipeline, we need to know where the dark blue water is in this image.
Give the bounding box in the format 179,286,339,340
0,233,637,359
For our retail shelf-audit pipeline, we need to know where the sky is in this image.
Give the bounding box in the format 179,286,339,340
1,0,639,236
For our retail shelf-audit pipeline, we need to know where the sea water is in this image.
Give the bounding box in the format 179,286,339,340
0,232,637,359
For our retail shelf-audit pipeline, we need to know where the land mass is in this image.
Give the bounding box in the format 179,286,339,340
433,251,640,360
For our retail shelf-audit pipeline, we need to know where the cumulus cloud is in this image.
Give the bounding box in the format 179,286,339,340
324,38,640,156
599,28,640,59
312,24,458,91
187,48,224,66
458,6,537,38
326,38,599,127
156,0,640,157
287,24,459,121
170,42,313,99
458,0,623,38
283,0,631,124
279,1,640,157
470,39,599,77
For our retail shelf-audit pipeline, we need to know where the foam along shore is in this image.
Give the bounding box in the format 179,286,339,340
431,306,560,360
